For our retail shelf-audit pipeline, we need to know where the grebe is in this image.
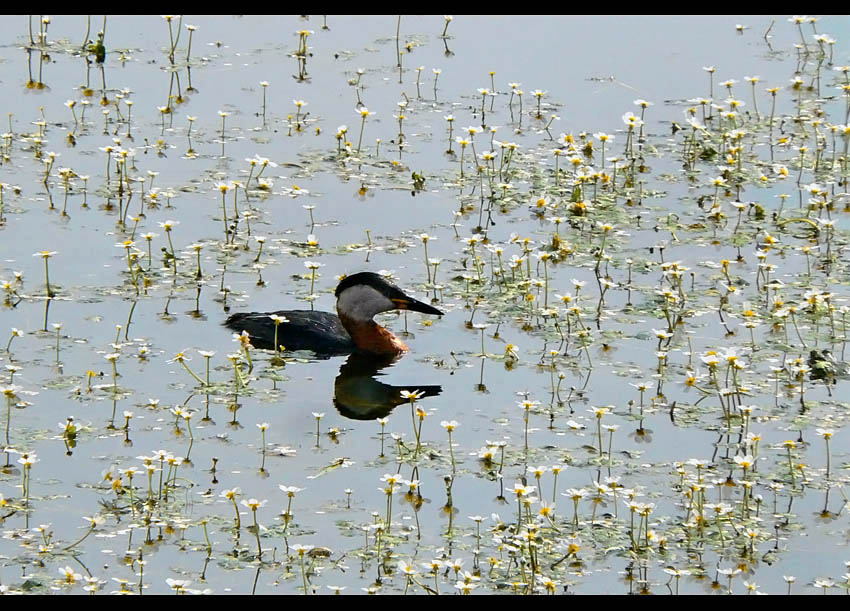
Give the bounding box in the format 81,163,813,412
224,271,442,357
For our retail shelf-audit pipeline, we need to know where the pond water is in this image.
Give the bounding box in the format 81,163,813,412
2,14,850,595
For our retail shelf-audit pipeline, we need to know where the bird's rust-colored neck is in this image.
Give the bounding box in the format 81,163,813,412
338,313,409,355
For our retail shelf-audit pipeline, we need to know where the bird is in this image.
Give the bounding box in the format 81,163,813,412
223,271,442,357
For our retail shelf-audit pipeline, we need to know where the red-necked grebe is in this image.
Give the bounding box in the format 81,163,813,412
224,271,442,357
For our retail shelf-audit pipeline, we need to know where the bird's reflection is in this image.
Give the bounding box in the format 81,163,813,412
333,352,441,420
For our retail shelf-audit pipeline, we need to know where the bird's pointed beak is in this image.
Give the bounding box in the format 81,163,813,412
391,296,443,316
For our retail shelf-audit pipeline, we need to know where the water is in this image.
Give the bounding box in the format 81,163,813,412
1,14,850,595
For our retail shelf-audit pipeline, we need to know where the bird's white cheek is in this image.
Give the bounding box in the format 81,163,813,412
337,285,394,321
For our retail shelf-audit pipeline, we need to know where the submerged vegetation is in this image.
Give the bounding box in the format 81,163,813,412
2,14,850,595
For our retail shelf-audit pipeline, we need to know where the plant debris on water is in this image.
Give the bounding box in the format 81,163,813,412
2,14,850,595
